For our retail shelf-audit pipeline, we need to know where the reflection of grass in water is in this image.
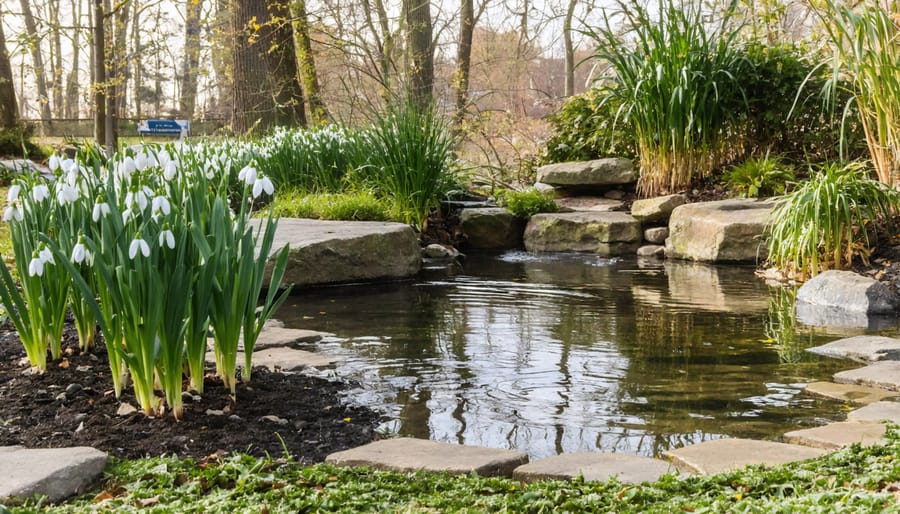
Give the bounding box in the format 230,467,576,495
764,287,810,363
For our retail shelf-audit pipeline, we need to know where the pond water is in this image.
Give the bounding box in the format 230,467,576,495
276,252,897,459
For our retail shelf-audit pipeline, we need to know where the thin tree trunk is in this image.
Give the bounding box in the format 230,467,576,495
179,0,203,118
132,3,142,118
104,0,116,150
113,0,131,118
231,0,275,134
93,0,107,149
453,0,474,126
0,16,19,130
49,0,64,118
291,0,327,123
64,0,81,118
563,0,577,97
19,0,52,127
405,0,433,108
265,0,306,126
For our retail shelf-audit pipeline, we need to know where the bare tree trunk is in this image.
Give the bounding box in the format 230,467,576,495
563,0,577,97
453,0,474,126
113,0,131,118
179,0,203,118
211,0,232,120
132,3,142,118
231,0,275,133
265,0,306,126
405,0,433,108
291,0,327,123
19,0,52,127
0,16,19,130
49,0,64,118
93,0,107,148
64,0,81,118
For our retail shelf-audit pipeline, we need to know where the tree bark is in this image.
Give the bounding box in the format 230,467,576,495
0,15,19,130
49,0,64,118
231,0,275,133
64,0,81,118
113,0,131,118
405,0,433,108
179,0,203,118
291,0,327,123
265,0,306,126
453,0,474,126
563,0,577,97
19,0,52,126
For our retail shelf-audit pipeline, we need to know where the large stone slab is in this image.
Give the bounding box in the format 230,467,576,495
782,422,886,450
665,199,775,263
325,438,528,477
460,208,525,250
848,401,900,424
804,381,899,405
797,271,900,316
554,196,623,213
0,446,107,503
252,326,332,350
512,452,676,484
834,361,900,391
631,194,688,223
536,158,637,188
266,219,421,287
524,212,641,255
807,336,900,363
662,438,826,475
206,346,335,372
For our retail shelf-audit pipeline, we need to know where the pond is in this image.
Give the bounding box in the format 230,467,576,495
276,252,894,459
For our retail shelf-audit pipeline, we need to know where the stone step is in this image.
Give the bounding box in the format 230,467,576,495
325,438,528,477
803,381,899,405
512,452,676,484
536,158,637,189
661,438,826,475
0,446,107,503
631,194,687,223
524,212,641,255
555,197,623,213
459,208,524,250
782,422,886,450
847,401,900,424
807,336,900,363
205,346,335,372
834,361,900,392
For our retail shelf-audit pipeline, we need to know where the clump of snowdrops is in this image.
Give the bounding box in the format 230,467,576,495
0,142,290,420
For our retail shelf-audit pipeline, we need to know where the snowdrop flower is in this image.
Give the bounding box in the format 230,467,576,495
71,240,92,265
3,204,22,222
7,185,20,204
238,164,257,185
57,184,78,205
31,184,50,202
159,228,175,249
252,176,274,198
48,154,61,172
152,195,171,218
126,189,149,211
121,208,134,223
28,253,43,277
134,152,150,171
163,160,177,181
92,202,110,222
61,158,77,174
129,236,151,259
38,246,54,265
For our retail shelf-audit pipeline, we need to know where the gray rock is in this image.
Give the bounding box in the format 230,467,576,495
554,196,622,213
0,446,107,503
797,270,900,316
662,438,826,475
261,415,289,425
325,438,529,477
524,212,641,255
460,208,525,250
637,245,665,258
796,302,900,330
604,189,626,200
512,452,676,484
263,219,421,287
847,401,900,424
533,182,557,195
807,336,900,363
782,421,886,450
536,158,637,188
644,226,669,244
631,194,688,223
665,199,775,263
205,346,336,372
252,325,332,350
422,244,459,259
804,381,899,405
834,361,900,391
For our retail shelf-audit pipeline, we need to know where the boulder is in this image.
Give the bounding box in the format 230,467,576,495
665,199,775,263
797,270,900,316
524,212,641,255
536,158,637,188
631,194,688,223
643,227,669,244
460,208,525,250
637,245,665,258
264,218,421,287
0,446,107,503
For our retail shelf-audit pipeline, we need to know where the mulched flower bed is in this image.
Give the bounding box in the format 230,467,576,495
0,325,384,464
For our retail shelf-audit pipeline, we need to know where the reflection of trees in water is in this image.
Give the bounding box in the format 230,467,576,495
764,286,821,364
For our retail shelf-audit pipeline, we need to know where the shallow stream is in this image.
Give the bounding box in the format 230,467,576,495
276,252,897,459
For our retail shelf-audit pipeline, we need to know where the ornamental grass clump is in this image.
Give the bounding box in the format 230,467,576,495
814,1,900,186
0,142,291,419
765,161,900,279
585,0,746,197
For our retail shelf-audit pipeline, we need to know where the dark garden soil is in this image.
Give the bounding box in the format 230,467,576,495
0,325,384,464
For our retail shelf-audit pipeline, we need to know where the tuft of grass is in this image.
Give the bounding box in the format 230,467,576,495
269,189,394,221
495,188,559,218
723,154,796,198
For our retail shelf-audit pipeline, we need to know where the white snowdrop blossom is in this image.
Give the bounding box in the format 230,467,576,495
163,160,177,181
121,208,134,223
28,255,43,277
7,185,20,203
57,184,78,205
92,202,110,222
31,185,50,203
134,153,150,171
39,246,54,266
71,242,92,265
152,195,171,217
128,237,151,259
48,155,61,172
159,229,175,249
61,158,77,174
238,165,257,185
3,204,22,222
252,176,274,198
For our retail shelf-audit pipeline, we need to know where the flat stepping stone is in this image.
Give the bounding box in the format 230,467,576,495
804,381,898,405
555,196,623,213
524,212,641,255
536,158,637,188
0,446,107,503
325,438,528,477
252,326,332,350
782,422,886,450
206,346,335,372
662,438,826,475
807,336,900,363
847,401,900,424
834,361,900,391
512,452,676,484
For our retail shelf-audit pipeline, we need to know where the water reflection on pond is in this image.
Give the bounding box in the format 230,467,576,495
276,252,896,459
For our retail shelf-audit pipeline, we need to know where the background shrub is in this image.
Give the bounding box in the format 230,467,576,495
495,188,559,218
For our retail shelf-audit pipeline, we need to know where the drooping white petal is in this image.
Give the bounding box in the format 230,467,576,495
7,185,20,203
128,238,149,259
159,229,175,249
38,247,54,265
28,257,43,277
152,196,170,216
139,238,150,257
163,161,177,181
92,202,110,222
31,185,50,202
135,190,149,211
71,243,87,264
48,155,60,172
238,165,257,185
252,179,263,198
260,176,274,195
56,185,78,205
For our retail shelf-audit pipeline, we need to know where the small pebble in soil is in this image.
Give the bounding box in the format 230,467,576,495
261,415,289,425
65,383,83,396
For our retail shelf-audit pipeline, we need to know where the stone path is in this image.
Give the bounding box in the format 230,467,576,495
512,452,675,484
661,439,826,475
